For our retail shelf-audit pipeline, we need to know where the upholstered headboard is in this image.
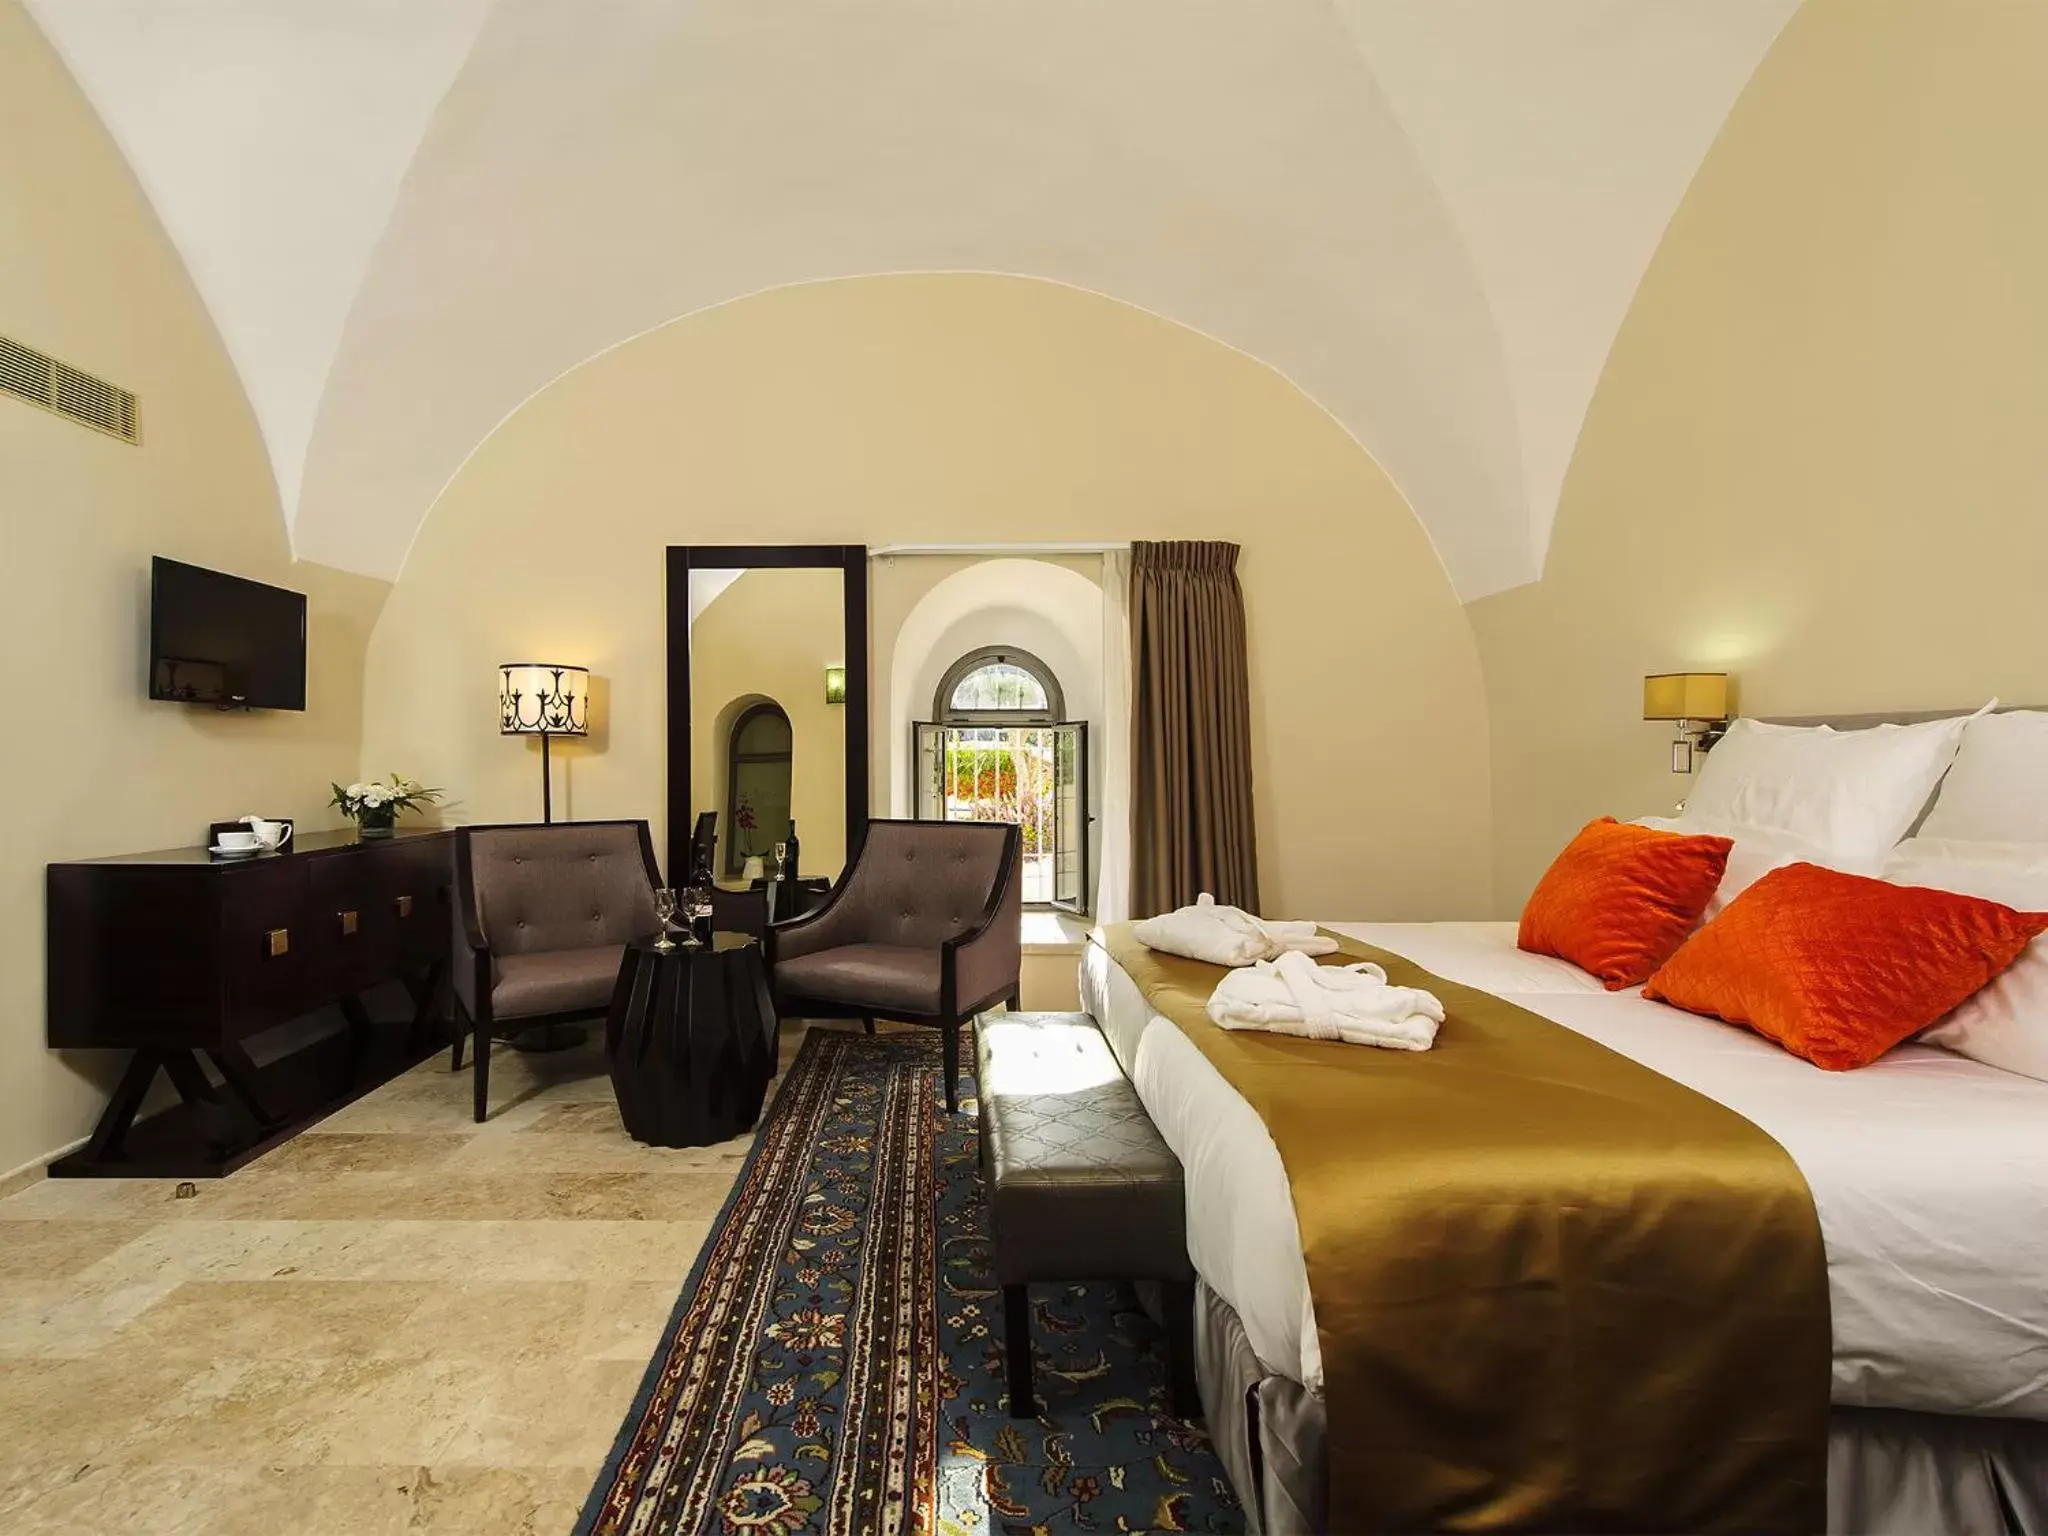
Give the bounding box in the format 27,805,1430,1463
1755,705,2046,730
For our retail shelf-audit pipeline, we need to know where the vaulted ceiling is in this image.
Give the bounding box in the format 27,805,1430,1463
27,0,1800,597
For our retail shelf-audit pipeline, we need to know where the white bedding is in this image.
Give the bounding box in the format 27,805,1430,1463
1081,920,2048,1420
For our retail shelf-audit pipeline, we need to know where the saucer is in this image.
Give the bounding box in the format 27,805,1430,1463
209,843,261,858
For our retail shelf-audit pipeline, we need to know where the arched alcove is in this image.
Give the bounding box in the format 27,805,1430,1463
885,561,1106,909
702,691,793,877
364,273,1494,918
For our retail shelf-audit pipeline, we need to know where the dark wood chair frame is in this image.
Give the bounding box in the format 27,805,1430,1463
448,818,665,1123
763,818,1023,1113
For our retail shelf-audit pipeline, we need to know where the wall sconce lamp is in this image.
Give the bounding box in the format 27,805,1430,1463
1644,672,1730,774
501,662,590,823
824,665,847,706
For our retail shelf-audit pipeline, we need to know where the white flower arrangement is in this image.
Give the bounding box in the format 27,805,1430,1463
330,774,442,834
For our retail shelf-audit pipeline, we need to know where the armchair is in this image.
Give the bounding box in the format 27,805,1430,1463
765,819,1021,1112
451,820,662,1122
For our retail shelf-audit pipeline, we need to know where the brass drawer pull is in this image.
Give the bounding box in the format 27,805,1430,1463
394,894,414,919
337,910,359,937
264,928,290,958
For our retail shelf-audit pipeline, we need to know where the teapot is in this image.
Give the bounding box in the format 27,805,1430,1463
242,816,294,852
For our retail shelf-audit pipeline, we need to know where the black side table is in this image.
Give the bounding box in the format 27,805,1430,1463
605,932,779,1147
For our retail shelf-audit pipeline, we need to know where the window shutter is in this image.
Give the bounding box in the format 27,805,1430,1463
913,722,946,820
1052,721,1089,913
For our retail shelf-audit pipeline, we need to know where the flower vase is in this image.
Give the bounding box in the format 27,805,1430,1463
356,807,397,839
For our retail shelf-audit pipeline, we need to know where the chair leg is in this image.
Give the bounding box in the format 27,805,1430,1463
862,1016,875,1036
942,1021,959,1114
1004,1283,1036,1418
448,1001,466,1072
472,1022,491,1123
1162,1280,1201,1420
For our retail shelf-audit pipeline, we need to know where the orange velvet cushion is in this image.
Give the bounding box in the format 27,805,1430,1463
1644,862,2048,1070
1517,817,1734,989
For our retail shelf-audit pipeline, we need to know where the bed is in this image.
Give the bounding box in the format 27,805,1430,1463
1081,922,2048,1533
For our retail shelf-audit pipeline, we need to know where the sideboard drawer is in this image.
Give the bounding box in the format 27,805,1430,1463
219,860,311,1038
307,853,395,997
380,837,452,967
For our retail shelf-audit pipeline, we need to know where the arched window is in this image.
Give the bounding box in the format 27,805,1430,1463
934,646,1064,724
726,700,793,878
917,648,1087,912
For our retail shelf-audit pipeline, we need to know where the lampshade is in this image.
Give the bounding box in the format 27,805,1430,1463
824,665,847,705
500,662,590,736
1643,672,1729,722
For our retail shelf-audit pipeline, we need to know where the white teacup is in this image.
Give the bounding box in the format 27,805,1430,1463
243,817,292,851
215,830,259,851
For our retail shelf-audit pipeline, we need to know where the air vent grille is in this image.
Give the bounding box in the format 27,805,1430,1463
0,334,139,443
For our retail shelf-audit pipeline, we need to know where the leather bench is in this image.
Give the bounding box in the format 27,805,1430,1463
975,1011,1199,1419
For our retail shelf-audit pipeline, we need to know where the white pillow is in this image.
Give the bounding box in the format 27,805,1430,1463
1684,712,1979,866
1883,837,2048,1082
1635,813,1869,919
1917,710,2048,843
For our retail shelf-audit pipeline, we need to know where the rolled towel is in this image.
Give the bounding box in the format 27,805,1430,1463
1207,950,1442,1051
1132,893,1340,968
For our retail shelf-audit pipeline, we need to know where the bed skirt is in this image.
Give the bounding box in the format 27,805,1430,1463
1193,1280,2048,1536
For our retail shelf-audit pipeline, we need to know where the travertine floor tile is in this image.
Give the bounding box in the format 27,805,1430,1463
0,1021,805,1530
254,1132,475,1175
440,1358,648,1467
0,1273,181,1359
0,1462,415,1536
120,1280,442,1360
0,1219,150,1280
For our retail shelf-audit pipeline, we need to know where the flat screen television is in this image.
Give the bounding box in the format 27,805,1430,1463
148,557,307,711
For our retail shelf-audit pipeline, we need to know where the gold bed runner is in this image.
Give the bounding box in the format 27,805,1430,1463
1097,925,1829,1534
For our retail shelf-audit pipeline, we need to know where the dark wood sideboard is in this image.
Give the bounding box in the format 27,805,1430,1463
47,828,454,1178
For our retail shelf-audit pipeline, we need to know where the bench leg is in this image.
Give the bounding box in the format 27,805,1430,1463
1162,1280,1201,1420
1004,1283,1036,1418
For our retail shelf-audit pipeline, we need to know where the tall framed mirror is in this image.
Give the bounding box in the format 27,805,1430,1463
666,546,868,914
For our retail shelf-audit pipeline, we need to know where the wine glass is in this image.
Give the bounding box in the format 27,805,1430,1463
653,887,678,952
681,882,712,947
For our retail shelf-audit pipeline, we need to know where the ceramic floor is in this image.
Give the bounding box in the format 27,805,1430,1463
0,1022,819,1535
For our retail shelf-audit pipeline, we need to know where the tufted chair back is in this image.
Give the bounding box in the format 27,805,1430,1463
836,821,1017,947
465,822,660,956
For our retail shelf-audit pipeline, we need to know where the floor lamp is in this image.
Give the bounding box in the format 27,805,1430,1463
500,662,589,823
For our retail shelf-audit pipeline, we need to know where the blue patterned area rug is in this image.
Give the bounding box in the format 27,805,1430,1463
576,1027,1243,1536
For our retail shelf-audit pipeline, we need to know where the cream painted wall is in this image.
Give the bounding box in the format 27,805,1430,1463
688,568,848,881
1471,0,2048,913
0,0,386,1177
361,275,1494,923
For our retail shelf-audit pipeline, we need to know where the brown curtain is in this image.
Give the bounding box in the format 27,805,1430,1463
1129,540,1259,916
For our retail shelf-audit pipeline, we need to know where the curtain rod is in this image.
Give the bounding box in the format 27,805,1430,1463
870,540,1130,557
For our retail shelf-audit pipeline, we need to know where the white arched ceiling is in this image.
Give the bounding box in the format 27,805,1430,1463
1331,0,1801,555
23,0,494,516
25,0,1799,599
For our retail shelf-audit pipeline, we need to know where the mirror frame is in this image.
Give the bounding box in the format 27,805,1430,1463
665,544,869,884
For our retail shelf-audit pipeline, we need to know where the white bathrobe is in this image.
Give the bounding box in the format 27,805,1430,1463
1206,949,1443,1051
1131,893,1338,968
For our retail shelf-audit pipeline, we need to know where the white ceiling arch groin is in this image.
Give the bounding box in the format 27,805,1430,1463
1331,0,1802,557
23,0,496,517
25,0,1800,599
